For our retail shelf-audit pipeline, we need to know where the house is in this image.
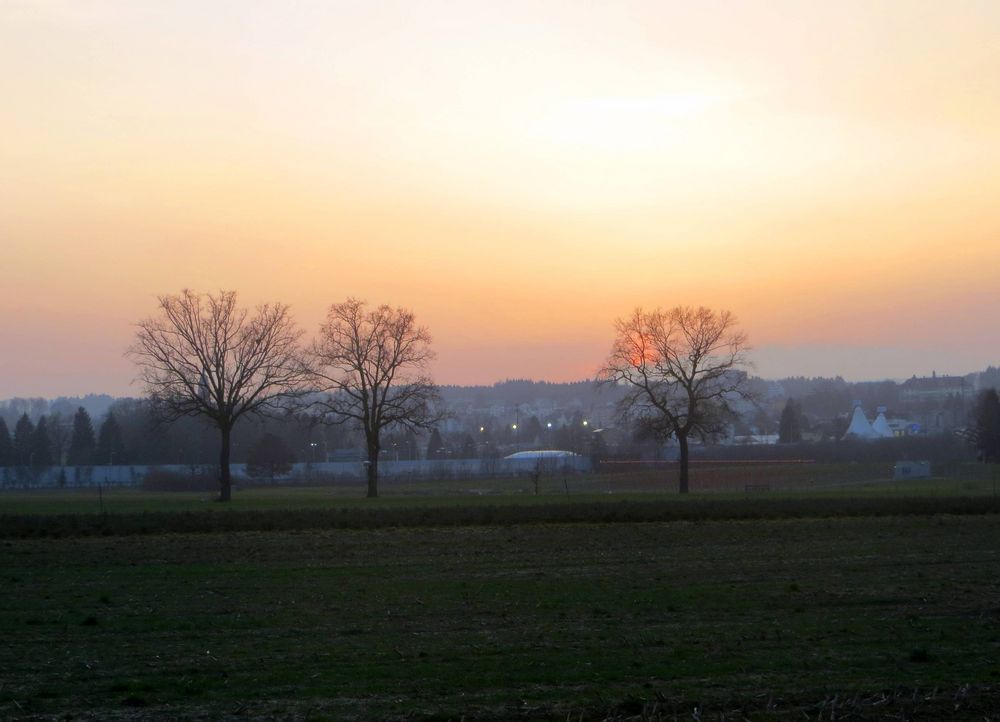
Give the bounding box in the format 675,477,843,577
900,373,973,433
900,373,974,404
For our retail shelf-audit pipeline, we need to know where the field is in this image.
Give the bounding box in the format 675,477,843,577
2,473,1000,720
1,461,997,517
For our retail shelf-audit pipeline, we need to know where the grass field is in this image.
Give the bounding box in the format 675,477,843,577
0,464,997,518
1,476,999,541
2,514,1000,718
2,475,999,720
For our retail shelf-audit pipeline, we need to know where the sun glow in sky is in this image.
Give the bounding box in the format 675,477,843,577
2,0,999,397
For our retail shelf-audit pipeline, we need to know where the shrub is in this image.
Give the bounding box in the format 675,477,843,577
142,467,217,492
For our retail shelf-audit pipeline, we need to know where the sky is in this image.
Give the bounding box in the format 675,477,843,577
2,0,999,398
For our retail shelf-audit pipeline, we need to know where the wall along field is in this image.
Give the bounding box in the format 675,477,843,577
1,479,999,720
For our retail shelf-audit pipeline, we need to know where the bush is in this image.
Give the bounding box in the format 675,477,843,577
142,467,217,492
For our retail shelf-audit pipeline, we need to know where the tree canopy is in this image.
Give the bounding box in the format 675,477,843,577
68,407,97,466
129,289,310,500
13,414,34,468
312,298,443,497
0,418,11,467
31,416,54,468
97,412,126,465
600,306,751,493
778,399,803,443
245,433,296,483
973,388,1000,463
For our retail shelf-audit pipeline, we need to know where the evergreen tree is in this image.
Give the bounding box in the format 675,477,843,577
96,412,126,465
778,399,803,443
67,407,97,466
13,414,34,467
31,416,54,468
973,388,1000,463
459,434,477,459
0,418,12,467
426,428,446,460
107,398,171,465
46,412,70,466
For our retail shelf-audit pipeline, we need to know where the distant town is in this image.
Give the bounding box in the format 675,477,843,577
2,366,997,489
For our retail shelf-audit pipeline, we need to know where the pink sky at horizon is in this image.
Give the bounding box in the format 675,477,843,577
2,1,999,398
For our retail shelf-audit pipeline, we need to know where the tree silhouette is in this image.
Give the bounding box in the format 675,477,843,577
426,428,446,460
246,433,296,483
68,407,97,466
97,412,126,465
600,306,751,493
13,414,34,468
778,399,803,443
129,290,310,501
0,418,12,468
312,298,444,498
31,416,54,469
973,388,1000,463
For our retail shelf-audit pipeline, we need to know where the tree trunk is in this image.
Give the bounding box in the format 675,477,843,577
218,423,232,502
366,439,380,498
677,432,689,494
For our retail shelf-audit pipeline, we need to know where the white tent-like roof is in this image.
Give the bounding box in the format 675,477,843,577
843,402,879,440
871,406,893,438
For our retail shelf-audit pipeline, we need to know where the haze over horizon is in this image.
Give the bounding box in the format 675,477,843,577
1,340,993,401
3,1,999,399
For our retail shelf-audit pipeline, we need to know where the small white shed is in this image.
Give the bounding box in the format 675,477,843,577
893,461,931,480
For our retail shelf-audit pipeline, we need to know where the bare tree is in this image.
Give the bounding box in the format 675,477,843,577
311,298,443,498
129,290,309,501
599,306,751,493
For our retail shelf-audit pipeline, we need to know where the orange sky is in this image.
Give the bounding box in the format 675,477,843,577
2,1,999,397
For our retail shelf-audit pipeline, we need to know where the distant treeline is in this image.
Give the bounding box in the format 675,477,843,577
2,367,999,473
0,398,355,472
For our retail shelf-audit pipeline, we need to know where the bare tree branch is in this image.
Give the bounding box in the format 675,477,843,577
599,305,752,493
127,289,310,500
310,298,444,497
